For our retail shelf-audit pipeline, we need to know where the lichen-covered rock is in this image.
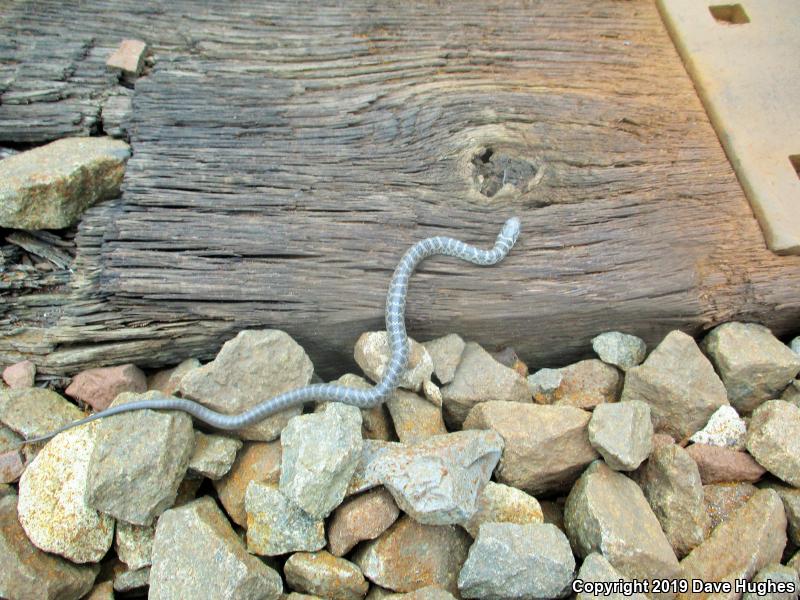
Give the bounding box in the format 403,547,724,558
458,523,575,600
592,331,647,371
65,364,147,412
0,494,99,600
689,405,747,450
115,521,155,570
328,488,400,557
588,401,653,471
386,388,447,444
246,481,325,556
685,443,766,484
85,391,195,525
355,331,433,392
574,553,649,600
0,387,85,440
188,431,243,480
550,359,623,409
150,496,283,600
462,481,544,538
702,322,800,414
703,482,758,531
746,400,800,487
281,403,363,519
464,401,598,495
621,330,729,440
423,334,465,385
742,564,799,600
0,136,131,229
2,360,35,388
180,329,312,441
17,422,114,563
147,358,201,395
284,551,368,600
527,368,562,404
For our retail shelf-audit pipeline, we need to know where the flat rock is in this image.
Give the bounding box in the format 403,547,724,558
101,91,133,139
689,405,747,450
180,329,312,441
328,488,400,557
65,364,147,412
703,482,758,531
550,359,623,409
743,564,799,600
150,496,283,600
0,387,85,440
245,481,325,556
462,481,544,538
574,553,649,600
621,330,729,440
464,401,598,495
188,431,243,480
746,400,800,486
588,400,653,471
527,368,562,404
281,402,363,519
441,342,531,428
334,374,394,441
422,334,465,385
85,391,195,526
17,422,114,563
284,551,368,600
759,482,800,546
355,331,433,392
685,443,766,484
386,388,447,444
0,136,131,229
116,521,155,570
592,331,647,371
702,322,800,414
147,358,201,395
458,522,575,600
214,440,281,527
0,493,99,600
634,440,709,559
564,461,680,587
679,489,787,599
352,515,471,595
2,360,35,388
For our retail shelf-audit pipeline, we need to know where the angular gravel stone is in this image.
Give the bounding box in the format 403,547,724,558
386,389,447,444
743,564,799,600
621,330,729,440
285,551,368,600
281,402,363,519
574,553,649,600
2,360,35,388
180,329,312,441
214,440,281,527
441,342,531,428
147,358,201,395
588,401,653,471
702,322,800,414
114,566,150,592
116,521,155,570
335,374,394,441
353,516,471,595
527,368,562,404
328,488,400,557
85,391,195,525
84,581,115,600
592,331,647,371
462,481,544,538
564,461,680,586
422,379,443,408
746,400,800,486
689,405,747,450
18,422,114,563
0,387,84,440
686,443,766,484
355,331,434,392
401,588,457,600
0,448,24,483
550,359,623,409
106,39,147,76
458,522,575,600
150,496,283,600
0,136,131,229
101,92,132,139
188,431,243,480
246,481,325,556
634,439,709,559
65,364,147,412
781,380,800,408
423,333,465,385
464,401,598,495
704,482,758,530
760,482,800,546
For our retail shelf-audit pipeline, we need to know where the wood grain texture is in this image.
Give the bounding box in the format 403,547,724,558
1,0,799,378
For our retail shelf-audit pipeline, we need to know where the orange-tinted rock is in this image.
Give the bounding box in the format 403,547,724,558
685,444,766,484
66,364,147,411
328,488,399,557
703,482,758,531
284,551,368,600
2,360,35,388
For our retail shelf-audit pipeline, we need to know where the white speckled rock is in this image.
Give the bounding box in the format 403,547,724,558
422,334,465,385
115,521,155,570
188,431,243,480
592,332,647,371
355,331,433,392
689,405,747,450
18,422,114,563
588,401,653,471
746,400,800,487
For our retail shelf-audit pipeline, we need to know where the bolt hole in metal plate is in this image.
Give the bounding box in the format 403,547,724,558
657,1,800,254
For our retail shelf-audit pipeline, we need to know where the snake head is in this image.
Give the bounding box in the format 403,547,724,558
501,217,521,242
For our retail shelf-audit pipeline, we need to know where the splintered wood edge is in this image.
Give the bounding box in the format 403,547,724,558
657,0,800,255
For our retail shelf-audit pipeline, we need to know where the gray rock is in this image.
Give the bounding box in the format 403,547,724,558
386,388,447,444
746,400,800,486
284,551,368,600
781,380,800,408
792,337,800,356
703,322,800,414
588,401,653,471
355,331,433,392
423,334,465,385
464,401,598,495
564,461,680,586
17,422,114,563
0,136,131,229
147,357,201,396
280,402,363,519
0,494,99,600
441,342,531,428
458,522,575,600
549,359,623,409
101,91,133,139
759,481,800,546
634,438,709,559
0,424,22,453
115,521,155,570
400,588,457,600
0,387,84,440
463,481,543,538
574,553,649,600
689,405,747,450
592,331,647,371
328,488,401,557
150,496,283,600
180,329,312,441
188,431,243,480
245,481,326,556
527,368,563,404
788,551,800,576
621,330,729,440
743,563,799,600
114,566,150,592
85,391,195,525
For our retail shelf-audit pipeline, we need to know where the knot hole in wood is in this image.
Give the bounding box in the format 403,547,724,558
471,147,540,198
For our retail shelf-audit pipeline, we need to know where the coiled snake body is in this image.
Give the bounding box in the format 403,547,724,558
25,217,521,444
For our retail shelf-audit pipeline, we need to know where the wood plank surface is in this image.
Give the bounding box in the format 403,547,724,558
2,0,800,378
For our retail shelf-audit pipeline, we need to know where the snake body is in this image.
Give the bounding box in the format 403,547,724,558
24,217,521,444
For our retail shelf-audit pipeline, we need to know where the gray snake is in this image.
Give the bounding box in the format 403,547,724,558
24,217,521,444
